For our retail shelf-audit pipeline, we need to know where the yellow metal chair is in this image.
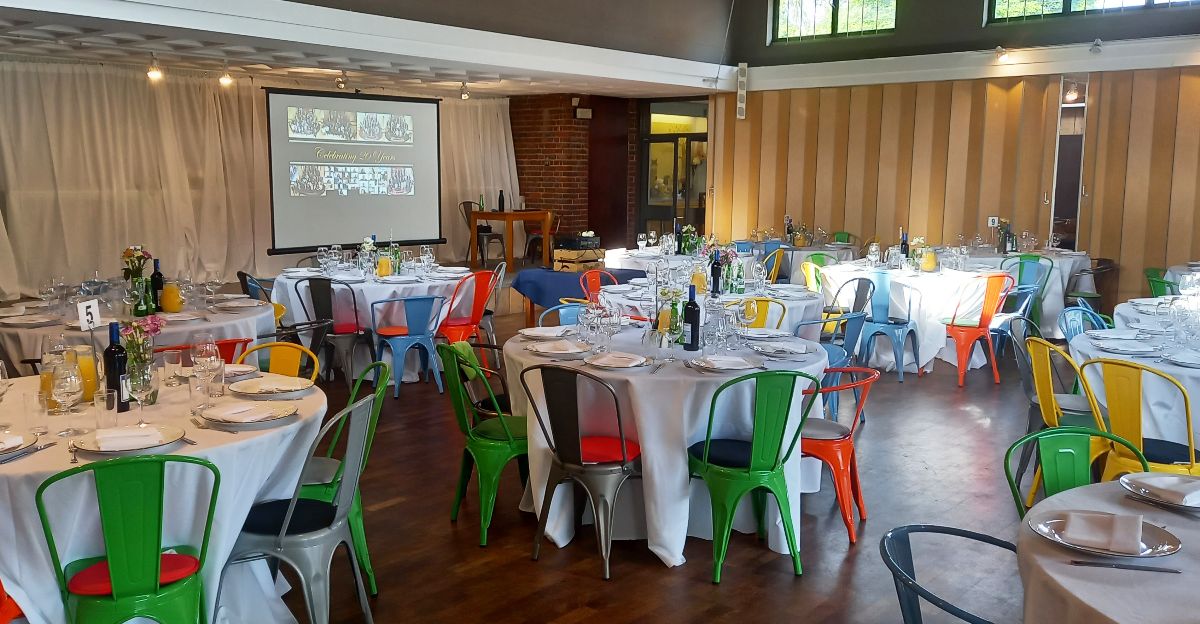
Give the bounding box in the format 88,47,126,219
272,303,287,326
236,341,320,382
764,249,786,284
725,297,786,330
1078,358,1200,480
800,261,823,293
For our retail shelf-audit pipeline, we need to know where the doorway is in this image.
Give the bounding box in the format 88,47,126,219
638,100,708,238
1049,74,1089,250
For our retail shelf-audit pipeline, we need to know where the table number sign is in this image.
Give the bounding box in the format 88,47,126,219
76,299,101,331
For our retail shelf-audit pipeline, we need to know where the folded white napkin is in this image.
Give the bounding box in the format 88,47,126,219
742,328,790,338
1085,329,1139,340
1126,473,1200,506
757,341,808,355
205,402,276,423
0,434,23,453
698,356,753,370
95,426,164,451
1061,511,1143,555
523,326,571,337
1092,339,1155,353
532,340,586,354
589,352,646,368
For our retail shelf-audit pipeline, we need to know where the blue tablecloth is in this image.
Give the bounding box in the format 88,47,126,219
511,268,645,309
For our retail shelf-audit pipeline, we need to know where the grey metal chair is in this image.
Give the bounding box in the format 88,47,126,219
879,524,1016,624
520,364,641,579
293,277,376,386
216,395,376,624
295,254,319,268
460,200,505,266
824,276,875,317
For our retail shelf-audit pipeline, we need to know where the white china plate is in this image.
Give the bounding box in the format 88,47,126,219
687,357,756,372
201,403,298,430
748,343,810,357
215,299,267,310
0,306,26,317
0,435,36,457
282,268,321,276
229,375,315,400
1164,351,1200,369
583,353,650,369
64,318,114,330
738,328,792,340
223,363,259,377
377,275,419,284
75,424,186,454
0,314,59,327
517,327,578,340
157,313,205,323
1119,474,1200,512
433,266,470,274
1128,322,1173,334
1092,340,1156,355
629,278,649,286
1027,511,1182,558
526,342,589,356
214,293,249,300
330,276,366,284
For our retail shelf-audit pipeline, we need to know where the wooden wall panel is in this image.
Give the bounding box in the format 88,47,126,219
704,67,1200,301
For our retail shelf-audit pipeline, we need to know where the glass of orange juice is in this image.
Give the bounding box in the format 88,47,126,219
39,352,63,412
161,281,184,313
377,255,393,277
74,345,98,402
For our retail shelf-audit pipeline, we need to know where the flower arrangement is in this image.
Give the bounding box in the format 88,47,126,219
121,246,152,280
121,314,166,365
581,230,596,238
701,241,738,267
360,237,376,254
680,224,700,255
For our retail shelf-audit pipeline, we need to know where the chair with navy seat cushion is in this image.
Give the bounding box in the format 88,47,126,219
217,395,376,624
371,295,445,397
687,370,820,583
859,271,923,382
521,364,641,579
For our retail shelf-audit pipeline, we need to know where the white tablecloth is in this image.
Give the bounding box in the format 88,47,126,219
1018,481,1200,623
1165,264,1198,282
1071,304,1199,447
0,305,276,377
504,330,829,568
781,246,858,284
965,250,1092,340
598,284,824,341
0,375,327,624
271,274,465,383
604,248,703,273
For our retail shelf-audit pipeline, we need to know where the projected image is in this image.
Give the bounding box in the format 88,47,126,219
286,107,357,141
289,163,415,197
357,112,414,143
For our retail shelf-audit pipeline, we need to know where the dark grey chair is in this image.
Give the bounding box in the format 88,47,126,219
880,524,1016,624
520,364,640,579
824,276,875,316
294,255,319,268
216,395,377,624
460,200,505,266
293,277,376,386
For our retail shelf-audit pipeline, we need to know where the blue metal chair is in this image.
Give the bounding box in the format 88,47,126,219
1058,306,1107,342
859,271,922,382
762,240,783,255
1000,255,1054,326
537,303,583,327
794,313,867,422
989,284,1039,356
733,240,753,254
879,524,1016,624
820,343,850,421
1075,297,1115,328
371,295,446,398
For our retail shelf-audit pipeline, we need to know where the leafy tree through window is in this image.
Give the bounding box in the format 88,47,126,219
993,0,1197,21
776,0,897,39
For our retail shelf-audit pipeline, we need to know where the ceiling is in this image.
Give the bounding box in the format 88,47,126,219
0,7,720,98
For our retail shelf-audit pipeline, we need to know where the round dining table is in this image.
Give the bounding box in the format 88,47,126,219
1018,481,1200,624
0,302,276,377
504,329,829,568
598,283,825,340
0,375,327,624
964,249,1092,339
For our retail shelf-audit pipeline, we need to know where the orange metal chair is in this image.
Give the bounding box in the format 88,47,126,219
942,273,1014,387
154,337,252,365
439,270,501,345
0,578,21,624
579,269,618,302
801,366,880,543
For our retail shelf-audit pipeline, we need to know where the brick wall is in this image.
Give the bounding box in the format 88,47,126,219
509,94,591,235
625,99,639,248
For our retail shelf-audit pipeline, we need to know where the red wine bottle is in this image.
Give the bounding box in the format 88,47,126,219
683,285,700,352
102,322,129,413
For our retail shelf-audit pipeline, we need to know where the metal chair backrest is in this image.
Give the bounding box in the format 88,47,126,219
520,364,633,466
805,252,839,267
804,366,879,436
295,277,365,334
764,249,786,283
538,303,583,327
1004,427,1148,518
695,371,820,473
320,362,392,481
866,270,919,324
445,270,499,324
879,524,1016,624
1148,277,1181,297
762,240,783,255
371,296,445,337
1007,316,1042,404
237,341,321,381
949,273,1014,329
237,271,272,302
1079,357,1196,470
1002,284,1041,317
36,455,220,600
1058,306,1106,342
459,200,483,227
294,255,318,268
437,343,514,441
1025,337,1101,429
792,312,867,355
733,241,752,254
580,270,619,301
832,277,875,314
1000,254,1054,293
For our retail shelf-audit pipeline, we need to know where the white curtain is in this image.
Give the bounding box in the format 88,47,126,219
0,60,521,299
438,97,523,263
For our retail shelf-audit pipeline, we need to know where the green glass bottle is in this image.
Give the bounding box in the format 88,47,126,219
131,276,155,317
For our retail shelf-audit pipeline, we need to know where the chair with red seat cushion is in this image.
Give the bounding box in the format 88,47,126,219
372,295,445,398
35,455,220,624
579,269,618,303
801,366,880,544
520,364,640,579
294,277,376,386
439,270,500,346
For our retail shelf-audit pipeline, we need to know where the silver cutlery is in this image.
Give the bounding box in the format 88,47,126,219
68,441,78,464
1069,560,1181,574
0,441,57,464
181,437,197,446
650,362,667,374
191,417,238,434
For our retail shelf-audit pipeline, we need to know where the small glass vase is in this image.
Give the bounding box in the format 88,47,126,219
125,338,158,405
131,277,155,317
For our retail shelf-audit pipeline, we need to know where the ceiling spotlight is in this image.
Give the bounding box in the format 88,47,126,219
1064,84,1079,103
460,82,471,100
218,62,233,87
146,54,163,81
994,46,1010,62
335,71,348,90
1090,38,1103,54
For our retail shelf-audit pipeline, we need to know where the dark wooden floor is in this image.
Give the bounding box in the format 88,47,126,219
288,314,1030,623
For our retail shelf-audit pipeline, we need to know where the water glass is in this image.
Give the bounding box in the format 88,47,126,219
189,374,211,414
161,350,183,387
207,360,226,398
92,388,117,430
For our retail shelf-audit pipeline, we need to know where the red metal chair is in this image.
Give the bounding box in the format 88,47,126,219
439,270,501,345
801,366,880,544
579,269,618,303
942,273,1015,387
154,337,252,365
0,579,22,624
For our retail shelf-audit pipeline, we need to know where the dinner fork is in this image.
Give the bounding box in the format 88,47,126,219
190,417,238,434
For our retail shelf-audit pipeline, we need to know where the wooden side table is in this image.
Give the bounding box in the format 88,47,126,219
468,210,553,269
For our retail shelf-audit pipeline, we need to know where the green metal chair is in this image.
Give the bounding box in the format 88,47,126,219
688,370,820,583
1144,267,1166,281
437,342,529,546
35,455,220,624
299,360,390,596
1148,277,1181,297
1004,426,1148,518
831,231,856,244
1000,254,1054,327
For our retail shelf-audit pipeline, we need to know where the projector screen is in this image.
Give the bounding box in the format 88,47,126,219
264,88,443,254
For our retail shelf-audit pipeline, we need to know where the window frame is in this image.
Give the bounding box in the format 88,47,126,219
988,0,1199,24
771,0,897,43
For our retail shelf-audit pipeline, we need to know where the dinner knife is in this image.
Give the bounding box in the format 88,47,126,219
1069,560,1181,574
0,441,58,465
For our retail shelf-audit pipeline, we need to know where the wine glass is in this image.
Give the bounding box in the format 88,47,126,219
637,233,648,251
51,360,83,435
127,361,160,427
736,299,760,342
866,243,881,266
204,276,223,306
647,230,658,247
